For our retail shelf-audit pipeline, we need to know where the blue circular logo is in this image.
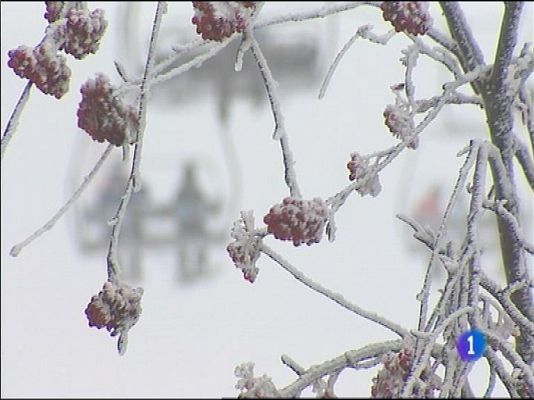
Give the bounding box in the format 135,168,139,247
456,329,486,361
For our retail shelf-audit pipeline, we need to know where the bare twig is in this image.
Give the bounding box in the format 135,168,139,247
10,144,114,257
1,82,32,161
261,244,408,338
247,30,301,198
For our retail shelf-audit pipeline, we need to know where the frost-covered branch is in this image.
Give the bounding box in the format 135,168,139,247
319,24,395,99
514,137,534,190
247,29,301,198
1,81,32,161
439,1,485,94
253,2,368,29
106,1,166,282
10,144,114,257
261,244,408,338
277,339,404,398
491,2,523,87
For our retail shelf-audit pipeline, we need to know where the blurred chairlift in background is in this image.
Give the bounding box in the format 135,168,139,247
72,2,338,284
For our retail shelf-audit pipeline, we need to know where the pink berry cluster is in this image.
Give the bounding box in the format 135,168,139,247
58,8,107,59
263,197,329,247
7,2,107,99
380,2,432,36
191,1,256,41
371,348,441,398
226,211,261,283
234,362,279,398
84,281,144,338
7,43,71,99
383,103,419,149
77,73,139,146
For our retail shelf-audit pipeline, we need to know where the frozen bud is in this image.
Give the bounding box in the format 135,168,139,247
264,197,329,247
227,211,261,283
380,2,432,36
347,152,382,197
85,280,144,338
383,103,418,149
77,73,138,146
7,43,71,99
191,1,257,42
235,362,279,398
347,152,369,182
371,348,441,398
59,8,107,59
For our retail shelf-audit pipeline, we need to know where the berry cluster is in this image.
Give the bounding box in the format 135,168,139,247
371,348,441,398
263,197,329,247
7,43,71,99
383,103,419,149
191,1,256,41
7,2,107,99
59,8,107,59
226,211,261,283
77,73,139,146
84,281,144,337
380,2,432,36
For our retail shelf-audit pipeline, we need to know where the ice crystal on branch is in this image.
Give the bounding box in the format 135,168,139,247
347,152,382,197
235,362,279,398
371,348,441,398
227,211,262,283
7,43,71,99
85,280,144,339
264,197,329,246
191,1,257,42
77,73,138,146
380,2,432,36
59,8,107,59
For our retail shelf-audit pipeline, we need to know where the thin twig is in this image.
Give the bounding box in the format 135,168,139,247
318,25,395,99
416,140,479,332
10,144,114,257
248,30,301,198
261,244,408,338
131,1,166,192
253,2,367,30
106,2,166,282
277,339,403,398
1,81,32,161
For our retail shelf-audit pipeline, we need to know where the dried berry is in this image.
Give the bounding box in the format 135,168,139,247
191,1,256,41
263,197,328,246
7,43,71,99
380,2,432,36
383,103,419,149
371,348,441,398
77,73,138,146
347,152,382,197
85,281,143,337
